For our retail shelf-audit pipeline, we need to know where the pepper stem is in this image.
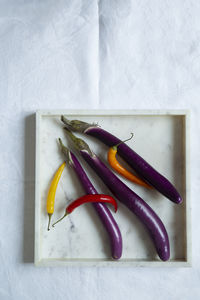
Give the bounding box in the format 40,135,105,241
113,133,134,149
47,213,52,231
52,212,69,227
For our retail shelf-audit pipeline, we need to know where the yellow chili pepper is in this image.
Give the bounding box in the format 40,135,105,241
46,161,66,231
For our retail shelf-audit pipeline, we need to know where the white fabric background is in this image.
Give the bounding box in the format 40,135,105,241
0,0,200,299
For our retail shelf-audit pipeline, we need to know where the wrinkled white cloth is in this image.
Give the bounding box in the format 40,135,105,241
0,1,200,300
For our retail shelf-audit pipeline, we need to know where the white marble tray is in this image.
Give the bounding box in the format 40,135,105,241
34,110,191,267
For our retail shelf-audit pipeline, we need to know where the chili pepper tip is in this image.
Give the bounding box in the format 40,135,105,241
47,213,52,231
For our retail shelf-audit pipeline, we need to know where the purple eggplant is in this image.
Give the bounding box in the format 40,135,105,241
63,129,170,261
61,116,182,204
58,138,122,260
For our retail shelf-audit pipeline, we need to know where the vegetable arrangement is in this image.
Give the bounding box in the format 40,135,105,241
62,128,170,261
46,139,122,259
61,116,182,204
45,115,183,262
54,139,122,259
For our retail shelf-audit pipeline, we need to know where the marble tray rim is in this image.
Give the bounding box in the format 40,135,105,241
34,109,191,267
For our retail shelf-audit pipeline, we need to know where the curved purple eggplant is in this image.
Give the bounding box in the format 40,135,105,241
58,139,122,260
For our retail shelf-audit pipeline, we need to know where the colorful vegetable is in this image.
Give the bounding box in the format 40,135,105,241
108,133,151,188
52,194,118,226
56,139,122,260
61,116,182,204
64,129,170,261
46,161,66,230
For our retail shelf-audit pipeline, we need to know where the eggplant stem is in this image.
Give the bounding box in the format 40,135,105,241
64,128,93,156
63,127,78,144
61,116,98,133
52,212,69,227
58,138,74,165
61,115,71,127
58,137,69,153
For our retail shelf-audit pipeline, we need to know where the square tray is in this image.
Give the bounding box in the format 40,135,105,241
35,110,191,267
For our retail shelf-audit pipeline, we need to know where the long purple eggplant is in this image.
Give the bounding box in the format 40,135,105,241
63,129,170,261
61,116,182,204
58,138,122,260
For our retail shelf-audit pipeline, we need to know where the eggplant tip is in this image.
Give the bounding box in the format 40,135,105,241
176,196,183,204
112,255,121,260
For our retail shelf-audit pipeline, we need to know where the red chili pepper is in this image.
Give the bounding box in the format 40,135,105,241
52,194,118,227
